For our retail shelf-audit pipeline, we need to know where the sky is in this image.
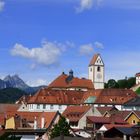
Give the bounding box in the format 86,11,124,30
0,0,140,86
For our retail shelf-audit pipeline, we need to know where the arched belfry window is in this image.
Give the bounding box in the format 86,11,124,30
97,66,101,72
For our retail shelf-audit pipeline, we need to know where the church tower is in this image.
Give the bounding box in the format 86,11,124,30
88,54,105,89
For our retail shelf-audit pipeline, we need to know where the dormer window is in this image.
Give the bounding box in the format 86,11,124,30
97,66,101,72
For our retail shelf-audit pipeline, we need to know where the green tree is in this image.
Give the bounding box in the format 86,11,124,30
0,133,21,140
117,79,128,89
50,116,70,138
107,79,119,88
127,77,136,88
136,87,140,95
104,83,108,88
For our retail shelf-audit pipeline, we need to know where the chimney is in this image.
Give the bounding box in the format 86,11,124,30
34,117,37,130
41,116,45,129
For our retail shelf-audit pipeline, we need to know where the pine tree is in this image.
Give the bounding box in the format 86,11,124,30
50,116,70,138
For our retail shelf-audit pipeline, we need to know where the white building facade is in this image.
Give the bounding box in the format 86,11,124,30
27,104,67,113
88,54,105,89
136,73,140,85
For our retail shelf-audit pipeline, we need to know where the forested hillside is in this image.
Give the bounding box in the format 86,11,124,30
0,88,27,103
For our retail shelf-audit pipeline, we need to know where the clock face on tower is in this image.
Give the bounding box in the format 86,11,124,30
97,73,102,79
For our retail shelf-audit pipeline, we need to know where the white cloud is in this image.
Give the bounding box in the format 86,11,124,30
94,41,104,49
11,40,75,68
76,0,103,13
79,41,104,56
0,0,5,12
27,79,47,87
75,0,140,12
76,0,93,13
79,44,94,56
11,41,64,67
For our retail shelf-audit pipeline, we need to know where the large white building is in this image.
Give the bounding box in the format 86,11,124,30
88,54,105,89
136,73,140,85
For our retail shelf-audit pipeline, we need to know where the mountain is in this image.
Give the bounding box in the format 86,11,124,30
0,75,47,93
0,79,7,89
4,75,29,89
0,88,27,103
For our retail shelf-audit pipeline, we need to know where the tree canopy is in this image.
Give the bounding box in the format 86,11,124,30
50,116,70,138
105,77,136,89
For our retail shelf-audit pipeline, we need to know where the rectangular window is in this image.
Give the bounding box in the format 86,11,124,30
90,68,92,72
59,105,62,110
43,104,46,109
97,66,101,72
50,105,54,109
37,104,40,109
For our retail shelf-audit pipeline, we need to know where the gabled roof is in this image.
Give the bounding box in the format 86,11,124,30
28,88,85,105
96,107,117,115
89,54,99,66
63,106,91,122
89,53,104,66
124,111,140,121
109,111,131,120
16,95,32,104
48,73,94,90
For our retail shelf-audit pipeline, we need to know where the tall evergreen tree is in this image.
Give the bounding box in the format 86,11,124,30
50,116,70,138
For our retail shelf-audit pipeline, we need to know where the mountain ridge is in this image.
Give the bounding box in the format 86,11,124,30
0,75,47,93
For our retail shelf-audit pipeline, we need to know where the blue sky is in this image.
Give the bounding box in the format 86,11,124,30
0,0,140,86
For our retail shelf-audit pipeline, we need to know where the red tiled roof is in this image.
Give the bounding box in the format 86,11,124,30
114,111,132,120
81,90,100,102
96,107,117,115
28,88,85,104
87,115,126,124
103,124,134,130
122,111,140,121
16,95,32,104
94,89,137,105
89,54,100,66
0,104,20,113
63,106,91,122
87,116,110,124
0,111,58,129
48,73,94,89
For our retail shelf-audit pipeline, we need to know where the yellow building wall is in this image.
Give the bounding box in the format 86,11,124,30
126,114,140,125
5,117,15,129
